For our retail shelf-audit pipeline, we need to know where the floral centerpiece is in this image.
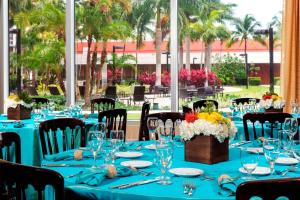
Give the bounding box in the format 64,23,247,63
259,92,285,112
179,104,237,164
6,92,32,120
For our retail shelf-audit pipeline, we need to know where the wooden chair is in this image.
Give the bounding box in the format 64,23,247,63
48,86,61,95
193,99,218,111
243,112,293,141
236,178,300,200
31,97,49,105
26,86,38,96
131,86,146,105
233,97,260,105
143,112,184,140
90,97,115,113
182,105,192,115
98,109,127,140
0,160,64,200
105,86,117,99
39,118,86,158
138,102,151,141
0,132,21,163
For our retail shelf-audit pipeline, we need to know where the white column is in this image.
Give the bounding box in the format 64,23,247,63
0,0,9,113
170,0,179,112
66,0,75,106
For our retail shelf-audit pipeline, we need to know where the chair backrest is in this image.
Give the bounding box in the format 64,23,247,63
31,97,49,105
0,160,64,200
193,99,218,111
98,109,127,139
236,178,300,200
39,118,86,157
233,98,260,105
182,105,192,115
143,112,184,140
133,86,145,102
0,132,21,163
105,86,117,99
138,102,151,141
243,112,293,141
48,86,61,95
90,97,115,113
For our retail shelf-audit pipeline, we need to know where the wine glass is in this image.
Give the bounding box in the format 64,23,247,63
33,109,42,128
147,117,158,140
278,130,290,153
291,100,298,114
240,147,259,180
110,130,125,164
161,119,173,141
155,140,173,185
229,100,237,117
88,131,103,168
263,138,280,174
283,118,298,150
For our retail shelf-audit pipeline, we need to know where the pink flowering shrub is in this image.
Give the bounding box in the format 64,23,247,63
138,72,156,86
190,69,206,87
179,68,189,83
161,71,171,87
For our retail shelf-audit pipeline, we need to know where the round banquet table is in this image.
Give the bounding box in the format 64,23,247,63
42,141,300,200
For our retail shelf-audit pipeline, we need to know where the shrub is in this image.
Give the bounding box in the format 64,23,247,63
161,71,170,87
138,72,156,86
249,77,261,86
179,68,189,84
275,77,280,85
190,69,206,87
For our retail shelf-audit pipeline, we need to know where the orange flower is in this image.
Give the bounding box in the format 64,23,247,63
185,112,198,123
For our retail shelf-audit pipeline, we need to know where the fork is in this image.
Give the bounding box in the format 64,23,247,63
182,180,189,194
201,174,215,181
188,182,196,196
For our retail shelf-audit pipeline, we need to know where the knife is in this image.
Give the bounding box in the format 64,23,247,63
42,163,91,167
110,178,159,189
231,141,251,147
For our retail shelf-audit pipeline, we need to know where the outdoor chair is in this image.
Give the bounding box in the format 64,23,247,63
138,102,151,141
98,109,127,140
243,112,293,141
236,177,300,200
233,97,260,105
193,99,218,111
197,87,214,99
90,97,115,113
39,118,86,158
179,88,192,102
182,105,192,115
0,132,21,163
131,85,146,105
143,112,184,140
0,160,64,200
48,86,61,95
104,86,117,99
27,86,38,96
31,97,49,106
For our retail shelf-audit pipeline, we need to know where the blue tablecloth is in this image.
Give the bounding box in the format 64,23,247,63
42,141,300,200
0,114,98,166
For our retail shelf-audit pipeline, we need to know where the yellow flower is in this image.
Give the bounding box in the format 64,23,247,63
197,112,209,120
8,95,19,102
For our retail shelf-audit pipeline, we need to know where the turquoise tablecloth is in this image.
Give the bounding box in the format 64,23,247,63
0,114,98,166
42,141,300,200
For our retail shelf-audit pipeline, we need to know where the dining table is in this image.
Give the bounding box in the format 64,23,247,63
42,140,300,200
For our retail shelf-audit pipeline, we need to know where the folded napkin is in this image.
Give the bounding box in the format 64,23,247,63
76,165,132,186
45,150,91,161
254,137,265,147
218,174,241,197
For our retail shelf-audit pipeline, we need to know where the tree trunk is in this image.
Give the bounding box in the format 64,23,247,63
90,44,98,97
200,41,204,69
185,34,191,71
179,44,183,68
98,42,107,90
84,35,92,106
56,69,65,95
204,42,212,70
135,44,138,81
155,7,162,85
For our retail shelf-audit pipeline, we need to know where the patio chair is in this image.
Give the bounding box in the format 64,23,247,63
193,99,218,111
236,177,300,200
104,86,117,99
131,86,146,105
0,160,64,200
48,86,61,95
138,102,151,141
143,112,184,140
233,97,260,105
182,105,192,115
0,132,21,163
31,97,49,106
39,118,86,158
243,112,293,141
179,88,192,102
90,97,115,113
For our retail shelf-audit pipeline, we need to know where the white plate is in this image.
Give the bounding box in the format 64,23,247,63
115,151,143,158
0,120,17,123
275,157,299,165
121,160,153,168
239,166,271,176
144,144,156,150
55,114,67,118
246,147,263,154
169,168,204,177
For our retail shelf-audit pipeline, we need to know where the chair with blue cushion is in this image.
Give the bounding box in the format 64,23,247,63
0,132,21,163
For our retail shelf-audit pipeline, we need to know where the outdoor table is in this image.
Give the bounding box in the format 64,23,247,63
0,114,98,166
42,141,300,200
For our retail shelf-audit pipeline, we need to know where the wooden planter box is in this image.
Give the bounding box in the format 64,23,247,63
265,107,283,113
7,105,31,120
184,135,229,164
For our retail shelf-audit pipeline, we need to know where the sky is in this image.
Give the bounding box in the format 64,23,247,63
222,0,283,28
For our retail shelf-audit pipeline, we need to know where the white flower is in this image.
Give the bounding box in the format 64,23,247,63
259,99,284,109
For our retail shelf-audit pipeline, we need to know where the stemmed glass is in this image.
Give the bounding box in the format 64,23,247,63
88,131,104,168
240,147,259,180
263,138,280,174
229,100,237,117
33,109,42,128
155,140,173,185
283,118,298,150
147,117,158,140
110,130,125,164
291,100,298,114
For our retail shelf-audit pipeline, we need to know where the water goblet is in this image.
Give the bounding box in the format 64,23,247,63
33,109,42,128
263,138,280,174
110,130,124,164
155,140,173,185
283,118,298,150
88,131,103,168
240,147,259,180
147,117,159,140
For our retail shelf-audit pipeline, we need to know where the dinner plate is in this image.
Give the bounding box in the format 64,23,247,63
275,157,299,165
121,160,153,168
245,147,263,154
55,114,68,118
239,166,271,176
144,144,156,150
169,168,204,177
115,151,143,158
0,120,17,123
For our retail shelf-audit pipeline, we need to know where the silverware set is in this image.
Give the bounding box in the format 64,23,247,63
110,178,160,189
200,174,215,181
128,166,153,176
182,180,196,196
